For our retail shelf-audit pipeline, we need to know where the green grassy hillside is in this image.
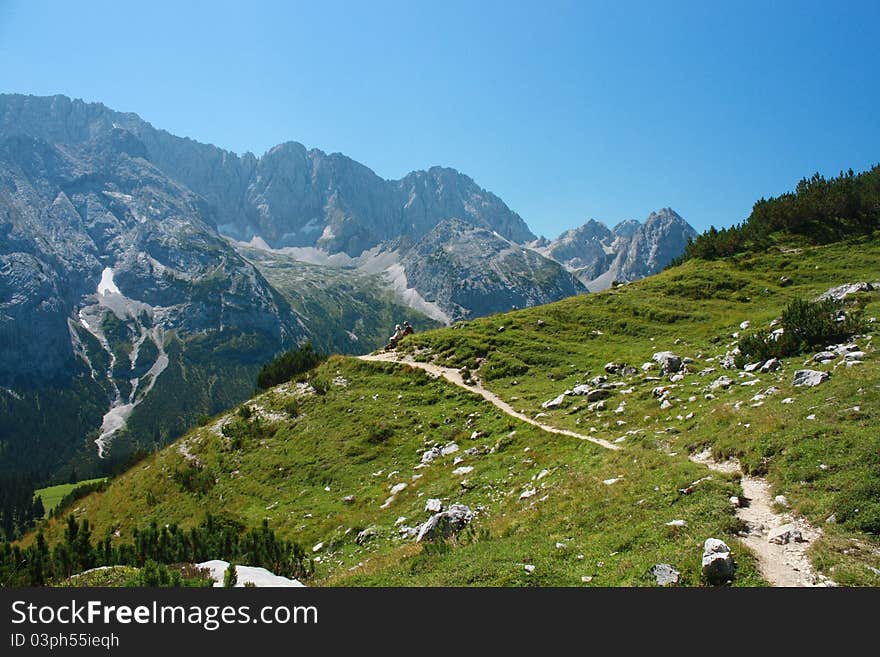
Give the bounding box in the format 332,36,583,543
33,478,107,516
21,236,880,586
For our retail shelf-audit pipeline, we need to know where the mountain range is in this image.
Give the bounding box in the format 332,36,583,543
0,93,695,479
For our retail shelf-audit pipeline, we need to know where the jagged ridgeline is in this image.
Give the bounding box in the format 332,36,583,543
17,231,880,586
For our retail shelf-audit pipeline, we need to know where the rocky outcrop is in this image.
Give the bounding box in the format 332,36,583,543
534,209,697,290
400,219,585,321
415,503,475,542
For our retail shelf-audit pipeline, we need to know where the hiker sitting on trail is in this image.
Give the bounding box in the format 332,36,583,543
402,320,414,336
387,324,405,349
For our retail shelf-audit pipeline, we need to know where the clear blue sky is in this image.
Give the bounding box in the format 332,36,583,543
1,0,878,237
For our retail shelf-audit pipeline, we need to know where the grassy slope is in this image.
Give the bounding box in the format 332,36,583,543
399,236,880,585
28,236,880,586
33,478,106,515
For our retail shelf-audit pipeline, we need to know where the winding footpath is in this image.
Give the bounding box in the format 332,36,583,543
360,350,831,586
690,450,829,587
358,352,620,451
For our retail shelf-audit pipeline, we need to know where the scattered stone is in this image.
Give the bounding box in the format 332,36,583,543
743,361,763,372
793,369,830,387
825,514,837,524
555,542,566,549
653,351,683,374
605,362,621,374
497,326,505,333
356,527,377,546
701,538,735,584
844,351,867,361
441,442,459,456
666,519,688,527
660,399,673,410
816,282,874,302
394,516,408,526
768,523,804,545
729,496,741,508
760,358,780,373
581,575,593,583
740,320,751,330
342,495,355,504
774,495,789,508
312,542,324,553
709,376,733,390
651,563,680,586
524,564,535,574
603,477,623,485
537,319,545,327
421,446,443,464
586,389,610,402
641,362,655,371
379,496,396,509
452,466,474,476
542,394,566,409
779,276,793,287
813,351,836,363
519,488,537,500
415,504,475,542
425,498,443,513
390,482,408,495
782,397,794,404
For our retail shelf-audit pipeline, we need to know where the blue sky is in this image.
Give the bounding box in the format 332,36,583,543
1,0,878,238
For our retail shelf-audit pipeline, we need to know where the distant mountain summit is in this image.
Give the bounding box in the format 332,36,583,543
533,208,697,290
0,94,535,256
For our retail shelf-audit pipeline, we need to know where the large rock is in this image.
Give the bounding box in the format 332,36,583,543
415,504,475,542
815,282,874,302
586,389,611,402
760,358,780,373
652,351,682,374
701,538,735,584
768,523,804,545
793,369,830,387
541,394,566,409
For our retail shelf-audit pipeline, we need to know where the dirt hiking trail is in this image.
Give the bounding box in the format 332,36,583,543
690,450,830,587
358,352,619,451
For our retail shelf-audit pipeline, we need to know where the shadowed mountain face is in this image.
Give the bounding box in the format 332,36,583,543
0,126,307,477
0,94,535,256
401,218,586,321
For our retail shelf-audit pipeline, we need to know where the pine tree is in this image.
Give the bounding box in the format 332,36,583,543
223,562,238,587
